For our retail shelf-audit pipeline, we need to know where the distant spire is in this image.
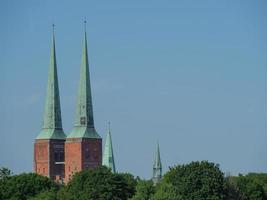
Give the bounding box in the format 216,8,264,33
152,142,162,184
102,122,116,173
36,26,66,140
68,21,100,138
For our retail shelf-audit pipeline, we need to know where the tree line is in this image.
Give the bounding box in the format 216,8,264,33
0,161,266,200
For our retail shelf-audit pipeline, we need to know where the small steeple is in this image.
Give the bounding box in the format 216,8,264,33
152,142,162,184
68,21,100,138
102,122,116,173
36,25,66,140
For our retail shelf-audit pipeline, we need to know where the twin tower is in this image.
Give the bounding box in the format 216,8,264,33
34,24,162,184
33,25,109,183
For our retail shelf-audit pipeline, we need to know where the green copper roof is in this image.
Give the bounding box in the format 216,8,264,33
152,142,162,184
68,24,100,139
102,123,116,173
36,28,66,140
68,127,100,139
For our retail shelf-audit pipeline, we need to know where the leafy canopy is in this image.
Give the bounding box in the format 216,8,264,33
62,166,136,200
162,161,225,200
0,172,57,200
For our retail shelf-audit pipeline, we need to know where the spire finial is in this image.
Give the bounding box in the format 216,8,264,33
52,24,55,35
84,18,87,33
108,121,111,132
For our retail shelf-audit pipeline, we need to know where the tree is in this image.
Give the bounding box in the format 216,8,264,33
151,182,181,200
163,161,225,200
224,176,245,200
27,189,58,200
0,173,57,200
116,173,137,199
246,173,267,197
130,180,155,200
62,166,136,200
235,174,266,200
0,167,12,180
0,167,12,200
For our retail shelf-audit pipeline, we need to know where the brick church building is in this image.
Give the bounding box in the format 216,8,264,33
34,23,163,184
34,23,102,183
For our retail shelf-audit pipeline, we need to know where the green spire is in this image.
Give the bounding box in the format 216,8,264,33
36,25,66,140
152,142,162,184
68,21,100,138
102,122,116,173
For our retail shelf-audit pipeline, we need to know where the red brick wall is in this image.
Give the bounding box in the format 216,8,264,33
35,137,102,183
65,138,82,182
34,140,49,177
64,138,102,183
34,139,65,181
82,139,102,169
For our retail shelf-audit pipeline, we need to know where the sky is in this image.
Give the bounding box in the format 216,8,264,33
0,0,267,179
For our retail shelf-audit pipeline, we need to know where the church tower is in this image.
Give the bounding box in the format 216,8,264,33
152,142,162,184
34,26,66,182
65,22,102,183
102,123,116,173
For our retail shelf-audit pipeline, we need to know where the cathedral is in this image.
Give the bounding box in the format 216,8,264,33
33,23,162,184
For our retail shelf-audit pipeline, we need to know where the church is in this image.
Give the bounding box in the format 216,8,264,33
33,23,162,184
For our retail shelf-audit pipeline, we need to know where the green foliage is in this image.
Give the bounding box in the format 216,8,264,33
163,161,225,200
151,182,181,200
117,173,137,198
235,174,266,200
246,173,267,197
62,166,136,200
0,167,12,200
0,172,57,200
0,167,12,180
1,166,266,200
224,176,245,200
130,180,155,200
27,189,58,200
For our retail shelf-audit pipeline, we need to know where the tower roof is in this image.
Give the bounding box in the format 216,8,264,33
102,123,116,173
68,22,100,139
153,142,162,169
152,142,162,184
36,26,66,140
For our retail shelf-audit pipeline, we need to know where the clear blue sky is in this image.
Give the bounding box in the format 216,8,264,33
0,0,267,179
